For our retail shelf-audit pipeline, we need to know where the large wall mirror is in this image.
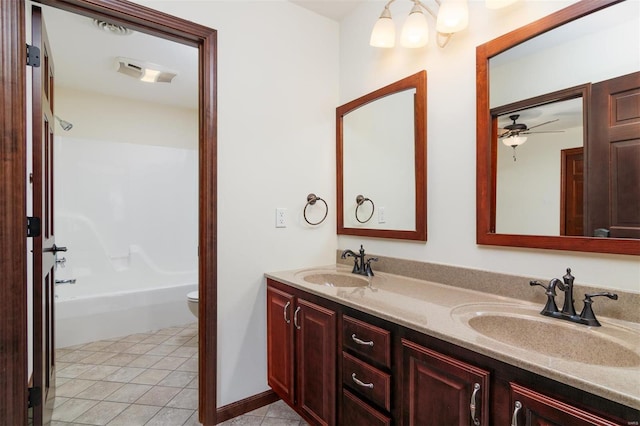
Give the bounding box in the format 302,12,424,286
476,0,640,255
337,71,427,241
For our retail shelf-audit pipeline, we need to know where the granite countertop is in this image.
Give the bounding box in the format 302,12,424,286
265,264,640,410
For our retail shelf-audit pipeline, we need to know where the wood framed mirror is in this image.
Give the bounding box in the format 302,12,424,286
476,0,640,255
337,71,427,241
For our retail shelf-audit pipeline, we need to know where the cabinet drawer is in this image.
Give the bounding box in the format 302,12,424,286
342,389,391,426
342,352,391,411
342,315,391,368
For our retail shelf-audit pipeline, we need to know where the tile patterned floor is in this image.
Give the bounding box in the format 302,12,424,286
52,323,305,426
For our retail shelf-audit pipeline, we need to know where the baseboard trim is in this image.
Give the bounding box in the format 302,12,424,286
216,389,279,423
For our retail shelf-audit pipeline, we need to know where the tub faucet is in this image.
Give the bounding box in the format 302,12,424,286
341,245,377,276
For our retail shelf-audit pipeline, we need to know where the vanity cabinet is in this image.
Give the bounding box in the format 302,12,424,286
509,382,620,426
401,338,490,426
266,282,336,426
266,278,638,426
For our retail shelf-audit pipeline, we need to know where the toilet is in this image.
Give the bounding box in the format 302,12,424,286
187,291,198,318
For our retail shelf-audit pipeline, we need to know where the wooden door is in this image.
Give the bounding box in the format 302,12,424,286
509,383,618,426
266,285,295,404
401,339,490,426
561,147,584,236
587,71,640,238
31,6,57,424
296,298,336,426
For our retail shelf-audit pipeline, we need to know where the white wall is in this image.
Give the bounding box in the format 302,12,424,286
338,0,640,292
496,126,583,236
131,0,339,406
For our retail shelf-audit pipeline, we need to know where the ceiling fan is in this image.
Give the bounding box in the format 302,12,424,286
498,114,562,139
498,114,563,161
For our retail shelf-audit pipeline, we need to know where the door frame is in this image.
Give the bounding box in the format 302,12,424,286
0,0,218,424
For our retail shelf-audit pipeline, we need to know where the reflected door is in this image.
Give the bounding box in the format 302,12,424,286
588,72,640,238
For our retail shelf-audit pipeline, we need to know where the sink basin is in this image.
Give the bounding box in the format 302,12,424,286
453,304,640,367
302,272,369,288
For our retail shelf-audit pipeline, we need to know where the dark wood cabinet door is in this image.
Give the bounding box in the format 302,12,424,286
402,339,490,426
266,286,295,404
296,298,337,426
509,383,619,426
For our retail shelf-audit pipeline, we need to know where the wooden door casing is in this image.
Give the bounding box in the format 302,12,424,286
401,339,490,426
0,0,217,422
31,6,57,424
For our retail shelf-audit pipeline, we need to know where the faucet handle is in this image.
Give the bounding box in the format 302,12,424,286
364,257,378,277
579,292,618,326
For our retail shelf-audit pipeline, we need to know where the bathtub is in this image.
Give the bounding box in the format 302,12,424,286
53,137,199,348
56,283,197,348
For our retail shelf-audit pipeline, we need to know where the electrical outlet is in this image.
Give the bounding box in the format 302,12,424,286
378,206,386,223
276,208,287,228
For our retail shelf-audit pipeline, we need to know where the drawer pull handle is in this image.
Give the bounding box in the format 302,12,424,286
283,301,291,324
470,383,480,426
351,334,374,347
351,373,374,389
511,401,522,426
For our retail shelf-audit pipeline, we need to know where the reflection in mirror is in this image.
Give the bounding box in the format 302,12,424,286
476,0,640,255
337,71,426,241
494,96,584,236
343,89,415,230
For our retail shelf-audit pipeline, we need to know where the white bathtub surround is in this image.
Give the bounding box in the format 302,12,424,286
56,283,197,348
53,135,198,345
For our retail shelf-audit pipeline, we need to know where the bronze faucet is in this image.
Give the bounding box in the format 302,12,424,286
341,245,378,276
530,268,618,327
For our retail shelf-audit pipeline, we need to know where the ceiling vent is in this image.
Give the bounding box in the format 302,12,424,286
116,57,178,83
93,19,133,36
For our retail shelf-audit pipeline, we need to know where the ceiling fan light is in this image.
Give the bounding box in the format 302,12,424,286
401,6,429,48
503,135,527,147
436,0,469,33
370,15,396,48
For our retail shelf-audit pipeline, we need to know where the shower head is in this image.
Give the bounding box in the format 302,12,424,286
55,115,73,131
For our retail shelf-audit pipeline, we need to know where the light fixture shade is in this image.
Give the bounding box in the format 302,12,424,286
401,7,429,48
436,0,469,33
485,0,518,9
370,17,396,48
503,135,527,147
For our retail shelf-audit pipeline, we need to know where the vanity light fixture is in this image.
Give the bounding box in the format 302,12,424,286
370,0,469,48
503,135,527,161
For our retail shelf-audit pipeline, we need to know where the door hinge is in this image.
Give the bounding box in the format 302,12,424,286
27,216,41,238
26,44,40,67
28,387,42,408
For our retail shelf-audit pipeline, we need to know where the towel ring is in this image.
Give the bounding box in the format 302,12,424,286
355,195,375,223
304,193,328,226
